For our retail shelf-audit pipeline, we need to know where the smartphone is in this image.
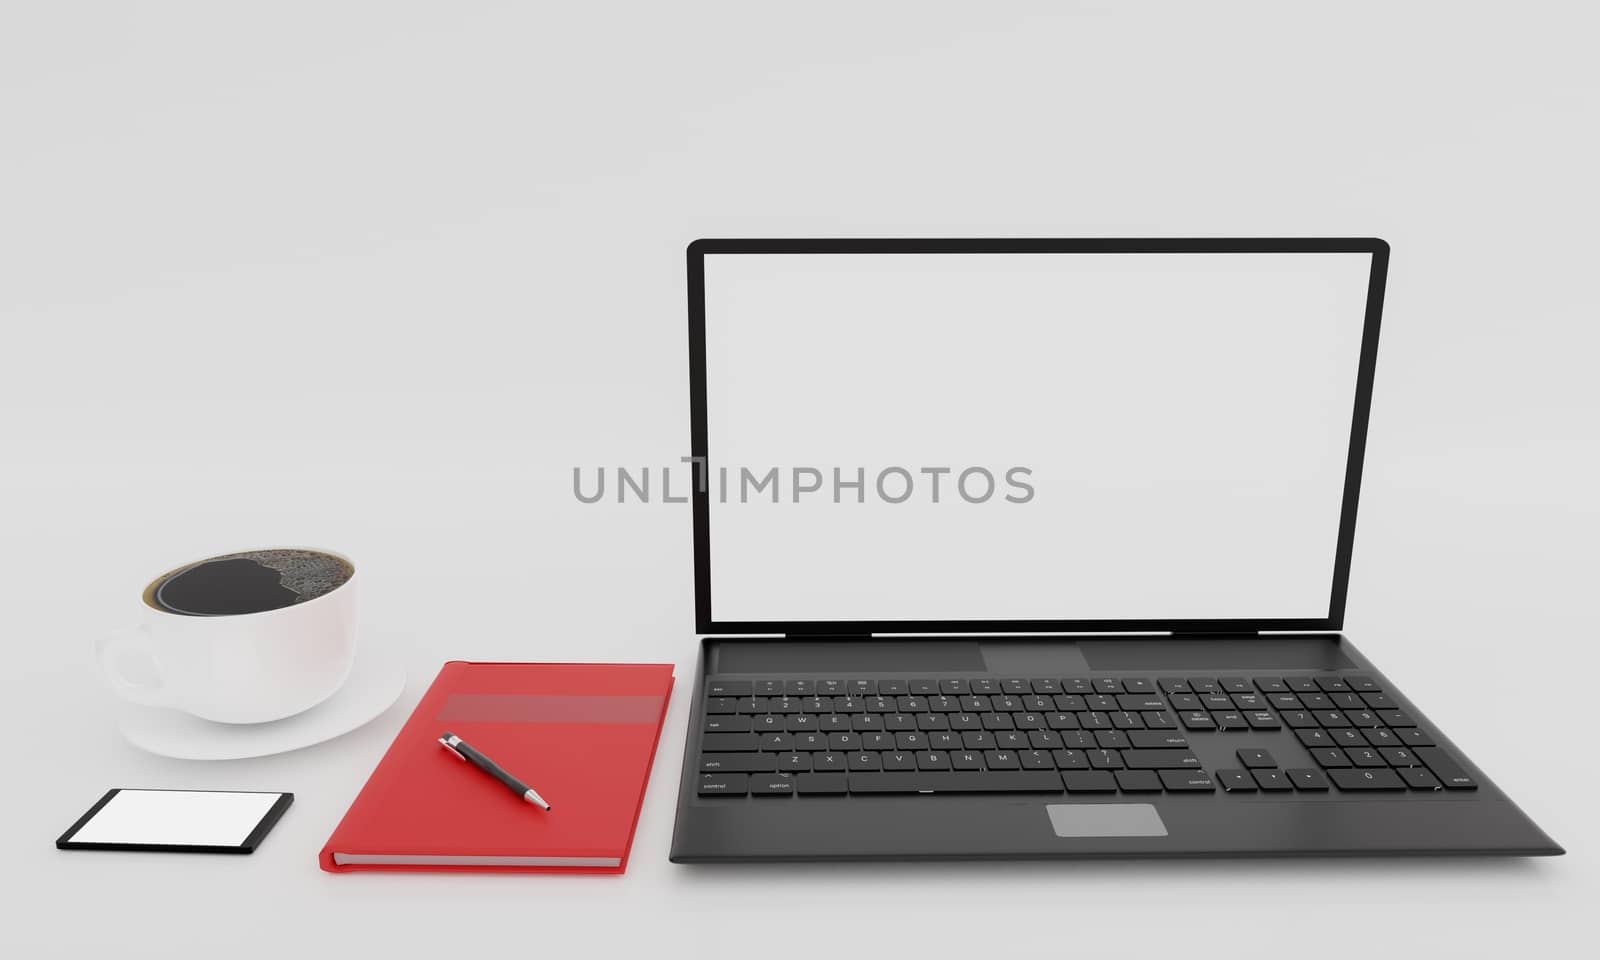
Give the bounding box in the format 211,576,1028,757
57,789,293,854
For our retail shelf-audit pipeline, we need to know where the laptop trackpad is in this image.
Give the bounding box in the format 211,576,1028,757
1046,803,1168,838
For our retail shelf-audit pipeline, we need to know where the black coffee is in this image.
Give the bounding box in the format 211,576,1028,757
148,549,353,617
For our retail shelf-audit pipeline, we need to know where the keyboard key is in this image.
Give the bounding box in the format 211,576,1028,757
1094,730,1131,750
702,733,759,752
704,715,752,733
1053,749,1089,769
1377,710,1416,728
708,679,752,697
879,680,908,696
1361,692,1397,710
1329,728,1366,746
1115,770,1163,793
700,753,776,772
847,752,880,771
705,697,739,714
759,732,792,750
786,680,815,696
1296,729,1333,747
1281,710,1319,729
1237,748,1276,769
1415,747,1478,789
1380,747,1420,767
1020,749,1055,770
1212,711,1247,731
1159,770,1216,792
1347,675,1381,692
1362,728,1399,747
1328,768,1405,791
847,679,876,696
1398,767,1443,791
699,773,748,796
882,751,916,770
1031,679,1062,694
1160,678,1192,693
1346,747,1387,768
1395,728,1435,746
1087,749,1124,769
1122,749,1202,769
1217,769,1257,792
1287,768,1330,791
776,753,810,770
1315,676,1351,692
1003,679,1032,694
1130,731,1188,748
982,749,1019,769
1252,769,1292,791
1181,711,1216,730
791,732,826,751
749,773,796,795
1245,710,1281,730
917,751,950,771
1118,694,1166,711
1310,747,1351,767
1220,677,1252,693
1061,678,1094,694
1063,771,1118,793
910,679,939,696
796,773,848,794
970,679,1001,694
816,680,844,697
1285,677,1319,692
850,771,1062,793
1188,678,1220,693
1143,710,1178,729
754,680,785,696
1254,677,1289,693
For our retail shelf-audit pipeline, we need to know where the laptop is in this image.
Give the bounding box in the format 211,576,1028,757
667,238,1561,861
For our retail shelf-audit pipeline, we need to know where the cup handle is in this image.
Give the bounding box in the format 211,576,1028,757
95,624,176,708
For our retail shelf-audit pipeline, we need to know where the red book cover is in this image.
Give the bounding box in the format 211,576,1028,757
320,661,674,873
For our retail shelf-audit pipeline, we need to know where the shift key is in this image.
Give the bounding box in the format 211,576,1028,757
1122,749,1201,769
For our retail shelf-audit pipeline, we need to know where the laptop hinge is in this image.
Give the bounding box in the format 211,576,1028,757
1169,629,1263,638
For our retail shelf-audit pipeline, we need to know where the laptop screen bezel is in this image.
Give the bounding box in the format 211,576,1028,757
688,237,1389,636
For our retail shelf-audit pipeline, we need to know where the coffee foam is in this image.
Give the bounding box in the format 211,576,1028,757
207,549,353,603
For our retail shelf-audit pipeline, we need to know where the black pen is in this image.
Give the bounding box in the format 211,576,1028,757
438,732,552,810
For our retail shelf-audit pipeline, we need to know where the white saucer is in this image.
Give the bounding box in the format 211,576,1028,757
117,644,406,760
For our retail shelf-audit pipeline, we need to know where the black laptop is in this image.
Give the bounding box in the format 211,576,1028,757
668,238,1561,861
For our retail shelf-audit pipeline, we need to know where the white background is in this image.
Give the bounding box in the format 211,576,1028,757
2,2,1595,957
705,251,1370,621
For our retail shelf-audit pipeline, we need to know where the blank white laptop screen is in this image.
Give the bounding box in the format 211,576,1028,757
701,250,1375,623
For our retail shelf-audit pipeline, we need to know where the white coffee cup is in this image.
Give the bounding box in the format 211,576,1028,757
96,548,358,724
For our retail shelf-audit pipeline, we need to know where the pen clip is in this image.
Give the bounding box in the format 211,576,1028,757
438,734,466,761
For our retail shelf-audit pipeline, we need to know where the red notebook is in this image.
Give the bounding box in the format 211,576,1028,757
320,661,674,874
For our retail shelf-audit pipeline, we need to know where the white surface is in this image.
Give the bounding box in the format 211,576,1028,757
706,251,1371,621
1,2,1594,958
69,791,284,848
117,640,405,760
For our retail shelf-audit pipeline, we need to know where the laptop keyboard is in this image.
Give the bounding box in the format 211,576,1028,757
695,674,1479,797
